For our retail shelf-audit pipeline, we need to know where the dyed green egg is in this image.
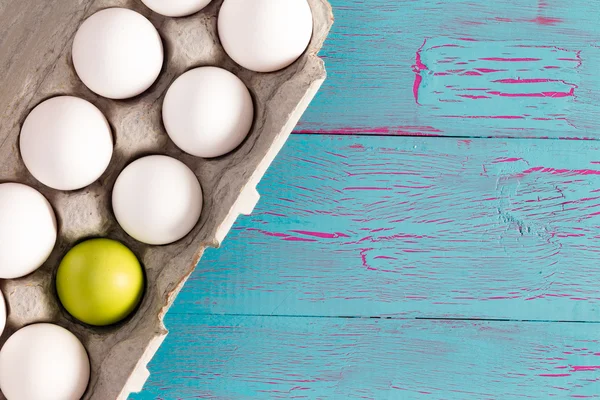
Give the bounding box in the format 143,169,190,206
56,238,144,326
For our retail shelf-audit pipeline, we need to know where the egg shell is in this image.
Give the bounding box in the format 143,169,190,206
163,67,254,158
20,96,113,191
0,323,90,400
72,8,164,99
0,183,57,279
141,0,212,17
218,0,314,72
57,239,145,326
112,155,203,245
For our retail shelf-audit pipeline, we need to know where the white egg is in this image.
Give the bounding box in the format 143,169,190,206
218,0,313,73
0,324,90,400
112,155,203,245
72,8,164,99
0,183,57,279
163,67,254,158
20,96,113,191
141,0,212,17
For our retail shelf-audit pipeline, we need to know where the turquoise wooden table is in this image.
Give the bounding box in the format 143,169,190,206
134,1,600,398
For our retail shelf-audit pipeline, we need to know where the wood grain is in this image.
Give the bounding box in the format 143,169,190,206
169,134,600,322
133,314,600,399
296,0,600,138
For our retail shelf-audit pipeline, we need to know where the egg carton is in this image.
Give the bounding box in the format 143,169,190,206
0,0,333,399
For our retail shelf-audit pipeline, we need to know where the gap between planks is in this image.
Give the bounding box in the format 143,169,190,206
293,131,600,141
167,312,600,324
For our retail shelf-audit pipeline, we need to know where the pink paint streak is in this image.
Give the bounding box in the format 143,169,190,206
559,57,581,62
539,374,571,377
458,94,490,99
492,157,525,163
359,248,376,270
374,255,398,260
529,16,563,25
412,39,428,105
493,78,567,84
479,57,542,62
571,365,600,372
518,167,600,177
429,43,463,50
282,237,318,242
475,68,508,73
442,115,524,119
246,228,290,238
486,88,574,98
262,211,286,217
343,187,391,191
289,230,350,239
246,228,321,243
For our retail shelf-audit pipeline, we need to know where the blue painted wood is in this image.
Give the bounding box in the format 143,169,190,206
296,0,600,139
133,314,600,399
167,134,600,322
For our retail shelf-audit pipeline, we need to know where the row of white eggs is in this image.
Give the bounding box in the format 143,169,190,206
23,66,253,187
73,0,313,100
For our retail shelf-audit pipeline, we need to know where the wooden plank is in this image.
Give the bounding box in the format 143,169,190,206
176,134,600,321
296,0,600,139
133,314,600,399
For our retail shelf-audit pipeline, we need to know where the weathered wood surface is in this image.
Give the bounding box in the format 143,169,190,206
168,134,600,322
133,314,600,399
134,134,600,398
295,0,600,139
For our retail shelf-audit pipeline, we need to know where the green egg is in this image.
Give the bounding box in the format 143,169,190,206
56,238,144,326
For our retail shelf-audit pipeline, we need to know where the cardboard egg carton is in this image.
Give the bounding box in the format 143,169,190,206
0,0,333,398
